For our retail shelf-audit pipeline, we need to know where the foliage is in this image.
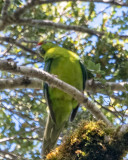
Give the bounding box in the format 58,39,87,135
0,0,128,159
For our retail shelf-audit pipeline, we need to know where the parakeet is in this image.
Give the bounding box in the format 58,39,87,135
37,41,87,156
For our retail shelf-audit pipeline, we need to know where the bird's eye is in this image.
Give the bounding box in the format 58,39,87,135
36,46,45,55
40,48,45,55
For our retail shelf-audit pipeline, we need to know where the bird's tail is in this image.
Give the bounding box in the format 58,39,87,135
42,113,65,157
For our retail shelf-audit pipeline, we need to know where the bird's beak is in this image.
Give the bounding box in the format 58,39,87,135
36,45,41,54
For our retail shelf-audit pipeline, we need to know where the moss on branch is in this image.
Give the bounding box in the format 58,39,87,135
45,121,128,160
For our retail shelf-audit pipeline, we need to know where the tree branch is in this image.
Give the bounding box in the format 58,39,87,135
0,76,127,109
17,18,103,37
0,36,39,56
13,0,128,21
1,0,11,18
0,0,127,39
118,123,128,136
0,136,16,143
13,0,128,19
0,136,42,143
0,77,127,93
0,77,41,90
45,121,128,160
0,59,113,127
0,17,127,39
0,150,26,160
86,79,127,93
44,0,128,6
14,18,127,39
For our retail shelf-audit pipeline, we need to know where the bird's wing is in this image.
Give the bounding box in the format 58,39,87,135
70,105,79,121
79,60,87,90
70,61,87,121
44,59,56,123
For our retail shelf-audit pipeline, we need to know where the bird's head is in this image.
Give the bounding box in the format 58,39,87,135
37,41,57,56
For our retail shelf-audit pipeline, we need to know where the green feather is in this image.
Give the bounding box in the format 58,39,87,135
40,42,87,155
44,59,56,123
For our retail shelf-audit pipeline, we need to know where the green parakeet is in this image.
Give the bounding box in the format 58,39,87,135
37,41,87,156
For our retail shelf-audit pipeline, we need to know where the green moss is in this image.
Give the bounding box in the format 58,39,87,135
45,121,128,160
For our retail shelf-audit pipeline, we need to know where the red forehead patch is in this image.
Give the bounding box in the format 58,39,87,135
37,42,43,46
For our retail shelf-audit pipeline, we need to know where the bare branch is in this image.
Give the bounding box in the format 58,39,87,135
0,150,26,160
0,17,127,39
13,0,37,18
86,79,127,93
17,136,42,141
0,59,113,127
17,38,37,44
13,0,128,19
0,1,12,31
0,0,127,39
0,36,39,56
0,17,11,31
0,77,127,93
0,137,16,143
0,77,42,90
13,18,127,39
0,77,127,109
49,0,128,6
118,123,128,136
0,150,18,159
1,0,11,18
0,136,42,143
119,35,128,39
13,0,128,21
17,18,104,37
